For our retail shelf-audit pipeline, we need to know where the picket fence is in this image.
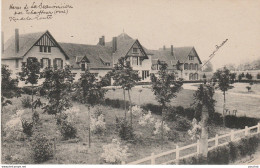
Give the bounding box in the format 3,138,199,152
122,123,260,165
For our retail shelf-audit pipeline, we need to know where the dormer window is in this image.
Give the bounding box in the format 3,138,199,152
189,56,194,60
81,63,87,71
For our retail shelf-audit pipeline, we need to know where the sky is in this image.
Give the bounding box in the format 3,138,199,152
2,0,260,69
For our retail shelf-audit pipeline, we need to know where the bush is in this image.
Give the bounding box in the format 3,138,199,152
31,134,54,163
32,111,40,124
21,96,31,108
176,116,191,132
207,146,230,164
116,117,134,140
225,116,259,129
90,114,106,134
103,98,130,109
141,103,162,115
55,113,68,125
21,86,37,95
153,119,170,139
179,154,207,165
59,120,77,140
101,139,129,164
228,142,240,162
21,119,33,136
138,111,155,127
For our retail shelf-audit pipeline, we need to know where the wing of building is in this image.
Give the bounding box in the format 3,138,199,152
1,29,203,84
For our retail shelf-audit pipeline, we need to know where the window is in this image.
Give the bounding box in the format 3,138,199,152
44,46,47,52
189,73,193,80
189,63,193,70
105,63,110,66
142,70,149,80
184,63,188,70
133,48,138,53
189,56,194,60
39,46,43,52
195,64,198,70
81,63,85,71
15,59,19,69
56,59,62,69
48,46,51,53
194,73,198,80
132,57,138,65
42,58,49,68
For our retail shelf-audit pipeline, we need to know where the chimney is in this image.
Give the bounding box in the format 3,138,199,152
15,29,19,53
112,37,117,53
2,32,4,54
171,45,174,56
102,36,105,46
99,37,102,45
163,45,166,50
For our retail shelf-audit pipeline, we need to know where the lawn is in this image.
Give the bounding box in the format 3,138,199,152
105,84,260,118
1,94,233,164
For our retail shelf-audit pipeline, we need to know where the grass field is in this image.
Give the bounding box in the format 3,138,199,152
1,94,233,164
105,84,260,118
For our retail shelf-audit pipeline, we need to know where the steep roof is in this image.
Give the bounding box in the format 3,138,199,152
59,43,113,69
105,33,148,63
149,47,202,69
2,31,69,60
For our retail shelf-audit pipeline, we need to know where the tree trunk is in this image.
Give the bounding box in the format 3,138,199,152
200,105,209,157
88,105,91,148
223,91,226,127
161,107,165,149
128,89,133,128
123,89,126,121
31,84,34,113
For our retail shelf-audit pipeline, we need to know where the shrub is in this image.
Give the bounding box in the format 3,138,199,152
90,114,106,134
153,119,170,139
31,134,54,163
59,120,77,140
21,86,38,95
32,111,40,124
103,98,129,109
176,116,191,132
246,86,251,92
21,119,34,136
116,118,134,140
228,142,240,162
55,113,68,125
225,116,259,129
21,96,31,108
187,118,202,140
4,113,25,141
141,103,162,115
207,146,230,164
138,111,155,127
101,139,129,164
129,105,143,117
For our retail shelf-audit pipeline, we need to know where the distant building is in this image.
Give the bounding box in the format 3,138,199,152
1,29,203,86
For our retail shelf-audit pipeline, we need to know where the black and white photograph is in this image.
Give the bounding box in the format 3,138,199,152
1,0,260,166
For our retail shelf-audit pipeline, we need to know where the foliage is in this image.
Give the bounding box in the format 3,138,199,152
245,73,253,80
1,64,21,107
175,116,191,132
90,114,106,134
32,111,40,124
41,65,75,115
115,117,134,140
213,67,234,93
128,105,143,117
101,139,129,164
21,119,34,136
55,112,68,125
187,118,202,140
103,98,130,109
207,146,230,164
225,115,259,128
21,96,32,108
74,69,105,106
138,111,155,127
31,134,54,163
58,120,77,140
153,119,170,137
192,84,216,121
63,107,80,123
246,86,251,92
230,73,236,84
21,86,38,95
100,71,113,87
141,103,162,115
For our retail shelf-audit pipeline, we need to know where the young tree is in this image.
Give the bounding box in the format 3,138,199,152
41,65,75,115
19,58,41,113
112,57,140,127
193,83,216,157
213,67,234,126
245,73,253,80
74,69,105,147
150,61,182,147
1,64,21,108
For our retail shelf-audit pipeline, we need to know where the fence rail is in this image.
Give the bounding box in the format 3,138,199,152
125,122,260,165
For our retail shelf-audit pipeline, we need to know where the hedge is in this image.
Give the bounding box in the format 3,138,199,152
179,134,260,165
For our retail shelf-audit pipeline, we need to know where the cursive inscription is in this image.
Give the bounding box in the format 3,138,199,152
8,2,73,22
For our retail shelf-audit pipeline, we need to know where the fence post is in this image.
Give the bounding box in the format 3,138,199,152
197,139,200,155
176,145,179,165
151,152,155,165
215,134,219,147
257,123,260,134
245,126,249,136
231,130,235,141
121,161,126,165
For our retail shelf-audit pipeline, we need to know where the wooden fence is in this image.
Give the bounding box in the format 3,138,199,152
123,123,260,165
